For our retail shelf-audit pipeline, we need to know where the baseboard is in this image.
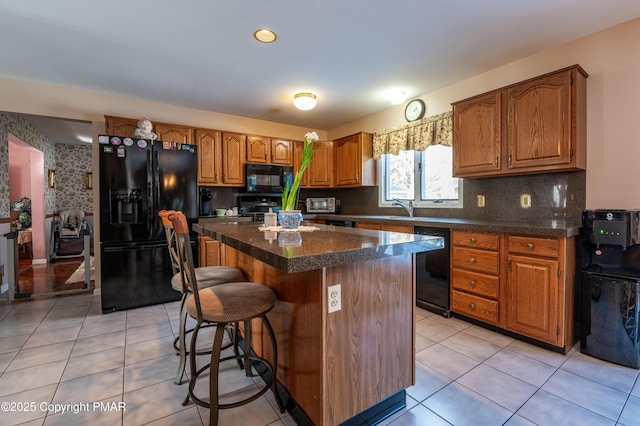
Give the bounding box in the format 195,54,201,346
32,258,47,265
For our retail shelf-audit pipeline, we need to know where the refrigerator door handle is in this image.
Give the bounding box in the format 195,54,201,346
146,149,154,236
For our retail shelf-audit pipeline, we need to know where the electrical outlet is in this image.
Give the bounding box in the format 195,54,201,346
477,195,485,208
328,284,341,313
520,194,532,208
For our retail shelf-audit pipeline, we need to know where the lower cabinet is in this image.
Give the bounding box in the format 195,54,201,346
354,222,414,233
450,230,575,352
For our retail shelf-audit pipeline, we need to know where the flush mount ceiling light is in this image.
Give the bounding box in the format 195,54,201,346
389,91,407,105
254,28,277,43
293,92,317,110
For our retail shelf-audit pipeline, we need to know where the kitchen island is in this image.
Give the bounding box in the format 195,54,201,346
193,222,443,426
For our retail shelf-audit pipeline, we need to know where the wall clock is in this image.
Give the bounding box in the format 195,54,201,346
404,99,425,122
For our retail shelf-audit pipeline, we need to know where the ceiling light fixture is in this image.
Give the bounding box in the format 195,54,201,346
254,28,277,43
389,91,407,105
293,92,317,110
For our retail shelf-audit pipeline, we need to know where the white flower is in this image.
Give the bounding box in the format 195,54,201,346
305,131,319,142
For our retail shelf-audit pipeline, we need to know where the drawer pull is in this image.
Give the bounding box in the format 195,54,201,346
527,243,534,249
469,258,476,263
469,303,475,310
469,281,476,287
470,237,476,243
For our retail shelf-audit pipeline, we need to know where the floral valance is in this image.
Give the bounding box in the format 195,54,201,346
372,111,453,160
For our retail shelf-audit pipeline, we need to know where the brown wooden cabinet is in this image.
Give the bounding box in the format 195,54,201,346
451,231,502,325
194,129,222,185
452,65,587,177
334,132,375,187
506,235,572,347
105,116,138,137
247,136,293,166
295,140,333,188
155,124,193,145
222,132,246,186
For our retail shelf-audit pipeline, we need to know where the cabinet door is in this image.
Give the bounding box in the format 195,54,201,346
246,135,270,163
105,116,138,137
507,254,561,345
199,236,221,266
293,141,309,187
335,134,362,186
355,222,381,230
452,92,502,177
194,129,222,185
270,139,292,166
155,124,193,144
506,70,572,171
222,133,246,185
308,141,333,187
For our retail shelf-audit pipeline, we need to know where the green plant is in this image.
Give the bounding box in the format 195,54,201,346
282,131,319,211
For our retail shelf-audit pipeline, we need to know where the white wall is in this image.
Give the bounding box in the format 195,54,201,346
328,18,640,210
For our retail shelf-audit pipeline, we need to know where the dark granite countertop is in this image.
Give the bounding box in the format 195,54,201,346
308,214,581,237
193,222,443,273
198,215,254,223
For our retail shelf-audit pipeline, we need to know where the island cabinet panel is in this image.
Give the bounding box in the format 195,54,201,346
198,236,222,266
194,129,222,185
334,132,376,187
223,246,415,426
452,65,587,177
221,132,246,186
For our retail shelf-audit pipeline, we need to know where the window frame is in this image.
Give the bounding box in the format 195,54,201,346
378,148,463,209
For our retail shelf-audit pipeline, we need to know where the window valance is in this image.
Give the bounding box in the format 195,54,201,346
372,111,453,160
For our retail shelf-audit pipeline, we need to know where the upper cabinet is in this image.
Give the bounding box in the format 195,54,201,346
222,132,246,186
194,129,223,185
247,136,293,166
155,124,193,145
105,116,138,138
295,140,333,188
452,65,587,178
334,132,376,187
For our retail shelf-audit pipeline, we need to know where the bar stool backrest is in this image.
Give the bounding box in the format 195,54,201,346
169,212,204,323
158,209,182,283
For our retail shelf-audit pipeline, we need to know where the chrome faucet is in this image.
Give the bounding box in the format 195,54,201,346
392,198,414,217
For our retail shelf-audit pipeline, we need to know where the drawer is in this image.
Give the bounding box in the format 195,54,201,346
451,290,499,324
451,269,499,299
452,246,500,275
452,231,500,250
508,235,559,258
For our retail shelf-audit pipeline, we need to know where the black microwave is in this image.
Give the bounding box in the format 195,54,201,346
246,164,294,193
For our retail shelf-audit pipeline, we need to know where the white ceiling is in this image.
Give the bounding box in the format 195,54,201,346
2,1,640,141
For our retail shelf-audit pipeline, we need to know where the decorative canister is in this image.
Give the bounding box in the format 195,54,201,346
277,210,303,229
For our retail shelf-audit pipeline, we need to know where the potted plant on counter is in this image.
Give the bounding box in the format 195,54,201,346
279,131,319,229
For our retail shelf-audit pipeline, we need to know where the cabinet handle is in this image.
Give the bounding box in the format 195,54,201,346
469,303,475,310
469,281,476,287
469,258,476,263
470,237,476,243
527,243,534,249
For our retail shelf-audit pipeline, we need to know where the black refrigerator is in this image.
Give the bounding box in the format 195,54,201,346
98,135,198,313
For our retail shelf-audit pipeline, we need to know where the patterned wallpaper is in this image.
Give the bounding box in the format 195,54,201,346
0,113,56,217
0,112,92,218
55,143,93,213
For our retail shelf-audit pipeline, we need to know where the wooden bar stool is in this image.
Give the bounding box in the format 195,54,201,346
158,210,246,385
169,212,285,425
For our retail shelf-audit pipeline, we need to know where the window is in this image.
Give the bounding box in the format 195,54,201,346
379,145,462,208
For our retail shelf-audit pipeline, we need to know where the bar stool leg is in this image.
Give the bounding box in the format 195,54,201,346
209,324,226,426
262,314,286,413
243,320,253,377
174,293,189,385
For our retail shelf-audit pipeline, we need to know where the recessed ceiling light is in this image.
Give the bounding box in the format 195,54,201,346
254,28,277,43
293,93,317,110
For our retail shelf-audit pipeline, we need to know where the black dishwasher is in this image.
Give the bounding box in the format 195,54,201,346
414,227,450,317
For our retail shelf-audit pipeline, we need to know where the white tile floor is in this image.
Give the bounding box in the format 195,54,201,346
0,295,639,425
